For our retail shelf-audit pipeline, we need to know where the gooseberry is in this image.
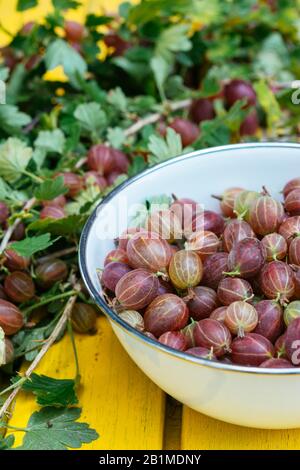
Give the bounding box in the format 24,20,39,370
104,248,129,266
225,301,258,337
283,177,300,198
231,333,274,366
170,198,201,234
36,259,68,289
115,269,158,310
0,299,24,335
259,358,293,368
212,187,244,218
185,346,216,360
289,237,300,266
224,79,256,108
187,286,218,320
169,117,199,147
11,222,25,241
284,301,300,326
127,232,171,272
71,303,97,334
4,338,14,364
279,216,300,244
254,300,283,342
275,333,287,358
40,205,65,220
101,262,132,292
239,110,259,136
4,248,30,271
64,21,85,42
189,98,215,124
227,238,266,278
217,278,253,305
0,202,9,224
58,172,83,197
42,195,66,208
4,271,35,304
284,189,300,216
118,310,145,331
169,250,203,289
112,149,129,173
201,252,228,289
158,331,187,351
249,195,284,236
192,210,225,236
181,321,197,348
83,172,107,191
222,219,255,253
210,306,227,323
285,318,300,365
260,261,295,304
194,318,232,357
118,227,147,251
233,190,260,221
87,145,115,175
185,230,220,259
261,233,287,261
144,294,189,337
157,279,175,296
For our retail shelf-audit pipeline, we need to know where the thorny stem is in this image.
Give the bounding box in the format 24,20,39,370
0,285,80,420
0,198,36,254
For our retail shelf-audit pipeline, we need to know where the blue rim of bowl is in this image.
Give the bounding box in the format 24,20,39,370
79,142,300,376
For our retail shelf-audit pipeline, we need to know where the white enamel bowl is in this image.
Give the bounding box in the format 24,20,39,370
79,143,300,429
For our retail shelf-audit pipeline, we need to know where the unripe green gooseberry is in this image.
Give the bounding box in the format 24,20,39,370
284,301,300,326
169,250,203,290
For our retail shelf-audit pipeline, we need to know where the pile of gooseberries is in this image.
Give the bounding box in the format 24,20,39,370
99,176,300,369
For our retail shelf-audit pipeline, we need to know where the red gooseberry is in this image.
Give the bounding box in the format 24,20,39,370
118,227,148,251
146,210,182,242
222,219,255,253
42,195,66,208
194,318,232,357
0,299,24,335
115,269,158,310
168,117,199,147
187,286,218,321
260,261,295,304
249,195,284,235
58,172,83,197
289,237,300,266
210,306,227,323
4,247,30,271
104,248,129,266
279,216,300,244
192,210,225,236
83,171,107,191
101,262,132,292
185,346,216,360
284,189,300,215
36,259,68,289
261,233,287,261
144,294,189,337
217,278,253,305
64,20,85,42
181,321,197,348
275,333,287,358
230,333,274,366
225,301,258,337
158,331,187,351
4,271,35,304
254,300,284,342
283,177,300,198
259,358,293,368
201,252,228,289
224,79,256,108
127,232,171,272
185,230,220,259
233,190,260,221
212,187,244,218
170,197,200,234
189,98,215,125
87,145,115,175
40,205,65,220
240,110,259,136
227,238,266,278
0,202,9,224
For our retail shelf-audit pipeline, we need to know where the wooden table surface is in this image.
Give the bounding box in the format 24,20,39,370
2,0,300,450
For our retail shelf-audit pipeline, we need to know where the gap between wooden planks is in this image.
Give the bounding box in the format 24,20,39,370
8,315,165,450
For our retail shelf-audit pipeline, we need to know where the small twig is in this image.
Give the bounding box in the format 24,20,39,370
74,98,192,169
0,286,80,420
36,246,78,264
0,198,36,254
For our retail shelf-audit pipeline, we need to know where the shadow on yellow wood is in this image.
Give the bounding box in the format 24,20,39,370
8,316,165,450
181,407,300,450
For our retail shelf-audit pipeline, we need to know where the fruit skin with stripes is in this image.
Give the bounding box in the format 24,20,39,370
169,250,203,289
194,318,232,357
222,219,255,253
0,299,24,335
231,333,274,366
158,331,187,351
144,294,189,337
261,233,287,261
187,286,218,320
101,262,132,292
185,230,220,259
284,189,300,215
210,306,227,323
201,252,228,289
118,310,145,331
227,238,266,278
146,210,182,242
260,261,295,304
126,231,171,272
283,177,300,198
217,278,253,305
279,216,300,244
224,301,258,337
115,269,159,310
289,237,300,266
284,301,300,326
254,300,284,342
249,195,284,235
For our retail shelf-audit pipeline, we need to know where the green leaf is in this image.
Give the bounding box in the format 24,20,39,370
130,194,172,227
128,155,147,177
17,0,38,11
45,39,87,88
106,127,126,149
34,176,68,201
0,177,28,202
254,80,281,129
0,434,15,450
108,87,128,113
28,214,87,236
0,138,32,183
10,233,58,258
254,32,292,81
34,129,66,154
0,105,31,134
32,147,47,171
18,407,98,450
66,184,101,216
195,119,230,149
0,66,9,82
150,56,170,100
74,102,107,136
21,373,78,407
52,0,80,9
148,127,182,165
155,24,191,62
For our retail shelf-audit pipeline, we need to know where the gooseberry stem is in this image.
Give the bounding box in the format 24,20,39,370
0,422,28,432
23,289,78,316
67,320,80,385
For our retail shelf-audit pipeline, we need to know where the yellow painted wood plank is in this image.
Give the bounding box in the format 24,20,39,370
8,315,165,450
181,407,300,450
